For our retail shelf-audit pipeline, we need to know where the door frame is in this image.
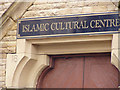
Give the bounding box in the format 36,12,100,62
6,34,120,88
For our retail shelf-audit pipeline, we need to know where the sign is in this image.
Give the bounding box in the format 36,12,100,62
17,12,120,39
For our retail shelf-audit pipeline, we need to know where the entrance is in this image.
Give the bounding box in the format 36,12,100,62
36,53,118,88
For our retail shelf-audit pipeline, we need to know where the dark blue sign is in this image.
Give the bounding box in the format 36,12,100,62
17,12,120,39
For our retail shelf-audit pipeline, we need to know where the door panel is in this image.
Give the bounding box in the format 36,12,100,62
84,55,118,88
41,57,84,88
37,53,118,88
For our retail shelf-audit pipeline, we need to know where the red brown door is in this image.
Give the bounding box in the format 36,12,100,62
37,53,118,88
84,55,118,88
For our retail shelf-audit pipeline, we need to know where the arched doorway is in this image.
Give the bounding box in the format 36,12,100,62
37,53,118,88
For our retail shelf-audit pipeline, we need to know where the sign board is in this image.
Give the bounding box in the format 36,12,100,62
17,12,120,39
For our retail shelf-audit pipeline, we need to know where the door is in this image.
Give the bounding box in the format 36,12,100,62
36,53,118,88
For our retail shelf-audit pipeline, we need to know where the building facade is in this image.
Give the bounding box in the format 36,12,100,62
0,0,119,88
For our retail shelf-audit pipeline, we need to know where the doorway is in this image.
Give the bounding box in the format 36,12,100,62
37,53,118,88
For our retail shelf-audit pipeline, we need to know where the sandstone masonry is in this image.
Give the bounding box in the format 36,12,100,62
0,0,118,89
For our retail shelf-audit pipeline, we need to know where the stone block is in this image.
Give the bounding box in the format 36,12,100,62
0,5,3,11
2,36,16,41
28,4,53,11
66,1,84,8
98,2,113,6
84,2,99,6
0,54,6,59
0,76,5,82
0,41,16,48
0,48,8,54
82,6,93,13
93,6,107,13
0,59,6,65
0,11,4,16
0,81,5,86
7,30,16,36
7,47,16,53
107,4,117,11
34,0,67,4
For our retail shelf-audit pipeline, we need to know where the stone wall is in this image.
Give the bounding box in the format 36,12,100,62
22,1,118,18
0,0,118,89
0,1,15,89
0,1,14,17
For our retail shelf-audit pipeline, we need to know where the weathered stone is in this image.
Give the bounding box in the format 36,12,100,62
82,7,93,13
0,54,6,59
0,62,6,66
84,2,99,6
0,5,3,11
2,36,16,41
0,81,5,87
98,2,113,6
115,7,118,11
66,1,84,8
22,11,42,18
34,0,67,4
0,46,16,54
0,17,16,40
0,59,6,65
0,48,8,54
0,70,5,76
57,8,83,15
93,6,107,13
107,5,116,11
7,46,16,53
0,76,5,82
29,3,66,11
0,11,4,16
7,30,16,36
0,41,16,48
4,3,12,9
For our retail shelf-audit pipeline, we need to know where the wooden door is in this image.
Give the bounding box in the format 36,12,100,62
37,57,84,88
84,55,118,88
36,53,118,88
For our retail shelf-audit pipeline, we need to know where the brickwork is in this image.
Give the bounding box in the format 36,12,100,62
0,0,119,88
